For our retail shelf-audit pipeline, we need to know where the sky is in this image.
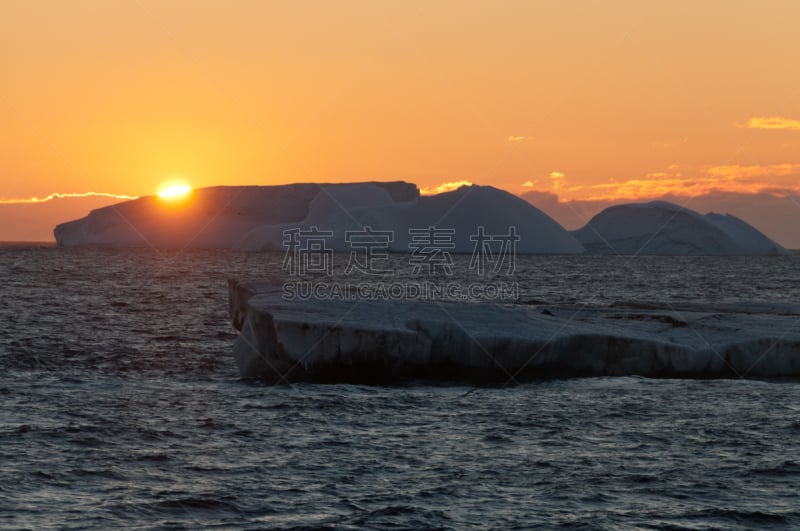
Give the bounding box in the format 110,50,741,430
2,1,800,244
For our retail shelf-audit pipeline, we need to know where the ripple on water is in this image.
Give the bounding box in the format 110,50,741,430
2,247,800,528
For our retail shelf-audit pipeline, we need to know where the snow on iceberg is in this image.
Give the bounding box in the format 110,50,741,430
54,182,584,254
704,212,789,255
229,280,800,382
572,201,788,255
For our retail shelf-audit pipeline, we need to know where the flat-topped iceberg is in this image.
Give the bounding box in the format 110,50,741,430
54,182,584,254
572,201,789,255
229,280,800,382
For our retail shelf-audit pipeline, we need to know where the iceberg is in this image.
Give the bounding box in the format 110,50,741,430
703,212,789,255
229,280,800,382
54,182,584,254
572,201,788,255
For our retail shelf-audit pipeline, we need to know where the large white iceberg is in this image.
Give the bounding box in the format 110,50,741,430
54,182,584,254
229,280,800,382
572,201,789,255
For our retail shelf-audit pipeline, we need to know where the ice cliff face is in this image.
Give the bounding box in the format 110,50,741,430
229,280,800,382
572,201,788,255
54,182,585,254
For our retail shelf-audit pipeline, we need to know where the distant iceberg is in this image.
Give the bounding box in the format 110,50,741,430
54,184,788,255
229,280,800,382
572,201,789,255
54,181,584,254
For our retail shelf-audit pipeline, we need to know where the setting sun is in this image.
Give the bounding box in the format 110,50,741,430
157,182,193,202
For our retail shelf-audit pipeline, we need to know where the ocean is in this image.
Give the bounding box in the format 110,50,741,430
2,245,800,529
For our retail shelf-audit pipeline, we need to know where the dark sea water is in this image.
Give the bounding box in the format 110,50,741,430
2,245,800,529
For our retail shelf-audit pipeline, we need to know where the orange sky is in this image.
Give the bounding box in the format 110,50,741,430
2,1,800,235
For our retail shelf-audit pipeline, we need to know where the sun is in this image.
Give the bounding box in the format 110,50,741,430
157,181,193,202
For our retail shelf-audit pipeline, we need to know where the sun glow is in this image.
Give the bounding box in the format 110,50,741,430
157,182,193,202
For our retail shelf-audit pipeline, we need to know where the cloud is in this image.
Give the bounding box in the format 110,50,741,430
738,116,800,130
541,164,800,202
705,163,800,179
419,180,473,195
644,172,681,180
582,177,795,201
548,171,565,190
0,191,139,204
523,172,566,193
507,135,533,142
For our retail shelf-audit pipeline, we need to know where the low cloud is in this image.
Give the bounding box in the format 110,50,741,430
738,116,800,131
542,164,800,202
524,167,749,200
420,180,473,195
0,191,139,204
0,193,136,241
549,171,565,190
521,172,567,193
706,163,800,179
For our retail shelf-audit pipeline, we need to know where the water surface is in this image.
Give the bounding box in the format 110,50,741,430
2,246,799,529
